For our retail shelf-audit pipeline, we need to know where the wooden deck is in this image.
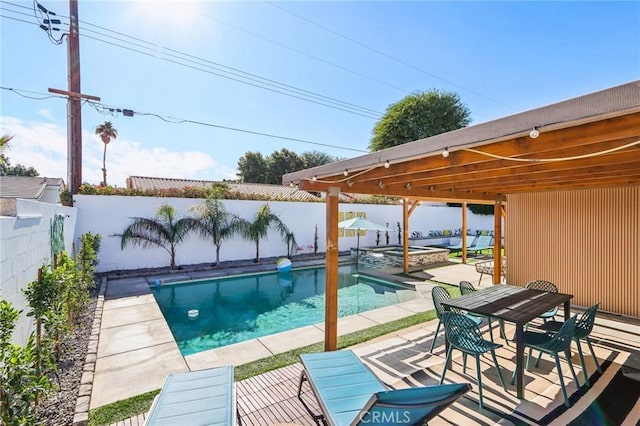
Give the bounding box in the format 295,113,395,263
237,364,318,426
111,363,319,426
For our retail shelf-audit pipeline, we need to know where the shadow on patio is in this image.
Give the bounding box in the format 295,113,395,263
113,311,639,426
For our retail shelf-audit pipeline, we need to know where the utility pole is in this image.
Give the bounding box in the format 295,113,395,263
67,0,82,194
48,0,99,194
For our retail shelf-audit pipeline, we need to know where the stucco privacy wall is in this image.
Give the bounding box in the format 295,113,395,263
73,195,493,272
506,186,639,318
0,199,77,344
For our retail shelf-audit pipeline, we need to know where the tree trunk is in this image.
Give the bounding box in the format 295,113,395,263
102,143,108,186
215,245,221,267
255,240,260,262
170,247,176,269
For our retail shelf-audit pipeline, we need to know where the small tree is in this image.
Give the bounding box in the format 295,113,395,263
237,204,292,262
115,204,198,269
0,300,54,424
77,232,101,290
189,197,242,267
22,265,60,376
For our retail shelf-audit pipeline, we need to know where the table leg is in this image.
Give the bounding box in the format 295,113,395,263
563,301,571,320
515,322,525,399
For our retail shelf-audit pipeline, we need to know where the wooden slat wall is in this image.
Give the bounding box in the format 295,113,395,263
506,187,639,318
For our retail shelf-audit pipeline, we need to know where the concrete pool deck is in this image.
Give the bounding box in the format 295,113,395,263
90,259,489,409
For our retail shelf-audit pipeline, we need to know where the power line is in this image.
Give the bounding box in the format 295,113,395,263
0,86,65,100
202,13,410,94
264,1,514,110
1,86,370,154
0,3,384,120
32,0,65,45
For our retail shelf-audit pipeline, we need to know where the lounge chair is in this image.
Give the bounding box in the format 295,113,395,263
468,235,493,256
297,350,471,425
447,237,476,253
144,365,239,425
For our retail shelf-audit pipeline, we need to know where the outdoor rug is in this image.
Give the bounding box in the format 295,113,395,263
354,320,640,425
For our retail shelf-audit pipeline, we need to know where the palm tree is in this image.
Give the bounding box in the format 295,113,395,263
189,197,242,267
0,134,13,165
237,204,292,263
95,122,117,186
114,203,198,269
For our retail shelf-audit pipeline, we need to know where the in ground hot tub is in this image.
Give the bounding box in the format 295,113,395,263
354,245,450,268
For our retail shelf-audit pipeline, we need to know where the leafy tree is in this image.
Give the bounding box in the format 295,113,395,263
189,197,242,267
237,204,292,262
447,203,494,215
237,151,267,183
300,150,336,169
115,203,199,269
0,155,39,176
95,121,118,186
369,89,471,151
237,149,337,184
265,148,304,184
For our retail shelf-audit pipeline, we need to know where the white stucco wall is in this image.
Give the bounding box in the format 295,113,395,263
0,199,77,344
73,195,494,273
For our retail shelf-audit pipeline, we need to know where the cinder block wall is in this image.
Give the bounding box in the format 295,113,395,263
0,199,77,344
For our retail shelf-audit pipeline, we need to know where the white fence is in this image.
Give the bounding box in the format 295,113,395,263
73,195,494,273
0,199,77,344
1,195,494,344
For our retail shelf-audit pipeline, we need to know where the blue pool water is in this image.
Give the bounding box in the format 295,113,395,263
152,264,416,356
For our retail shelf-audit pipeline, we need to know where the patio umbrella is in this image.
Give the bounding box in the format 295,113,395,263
338,217,388,272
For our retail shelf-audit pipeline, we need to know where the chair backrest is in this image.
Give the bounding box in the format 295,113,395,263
356,383,471,426
575,303,599,339
474,235,493,248
459,281,476,295
526,279,558,293
441,311,487,353
540,315,577,352
431,286,451,318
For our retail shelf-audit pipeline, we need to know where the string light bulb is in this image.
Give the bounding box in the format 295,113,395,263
442,148,450,158
312,175,317,182
529,127,540,139
343,169,348,176
384,160,390,168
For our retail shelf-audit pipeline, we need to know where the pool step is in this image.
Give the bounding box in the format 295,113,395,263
396,289,417,302
384,290,416,304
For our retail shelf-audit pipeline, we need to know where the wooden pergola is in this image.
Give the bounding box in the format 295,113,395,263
283,81,640,350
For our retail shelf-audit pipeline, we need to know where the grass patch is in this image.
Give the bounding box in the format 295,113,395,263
89,306,444,425
89,389,160,426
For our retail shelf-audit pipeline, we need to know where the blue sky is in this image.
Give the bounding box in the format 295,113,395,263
1,1,638,187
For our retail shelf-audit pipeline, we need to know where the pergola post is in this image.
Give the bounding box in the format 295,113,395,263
493,201,503,284
462,202,468,263
403,199,420,275
324,187,340,351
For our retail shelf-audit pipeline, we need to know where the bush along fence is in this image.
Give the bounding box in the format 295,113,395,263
0,232,100,424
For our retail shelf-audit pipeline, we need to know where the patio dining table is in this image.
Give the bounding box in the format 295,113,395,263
441,284,573,399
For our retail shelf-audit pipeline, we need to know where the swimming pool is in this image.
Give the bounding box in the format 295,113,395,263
152,264,416,356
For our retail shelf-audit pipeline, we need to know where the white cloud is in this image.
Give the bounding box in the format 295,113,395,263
37,109,55,121
1,116,236,186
